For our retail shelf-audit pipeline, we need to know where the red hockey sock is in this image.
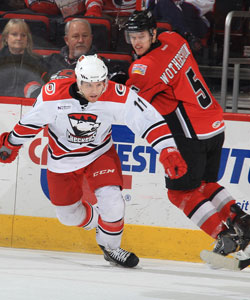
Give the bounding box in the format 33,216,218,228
200,182,236,222
168,188,226,238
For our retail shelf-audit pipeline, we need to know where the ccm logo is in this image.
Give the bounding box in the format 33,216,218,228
93,169,115,177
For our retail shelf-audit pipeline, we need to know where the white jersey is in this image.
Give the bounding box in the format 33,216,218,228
9,78,175,173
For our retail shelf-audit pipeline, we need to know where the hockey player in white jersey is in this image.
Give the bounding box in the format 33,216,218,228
0,55,187,268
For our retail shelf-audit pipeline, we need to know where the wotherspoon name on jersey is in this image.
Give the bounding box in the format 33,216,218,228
160,43,190,85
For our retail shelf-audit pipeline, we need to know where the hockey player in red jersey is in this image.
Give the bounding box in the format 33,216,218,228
125,10,250,260
0,54,187,268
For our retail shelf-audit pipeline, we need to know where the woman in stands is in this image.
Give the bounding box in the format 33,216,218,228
0,19,46,97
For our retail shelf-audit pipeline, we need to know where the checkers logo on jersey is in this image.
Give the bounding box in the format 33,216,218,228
132,64,147,75
67,113,100,144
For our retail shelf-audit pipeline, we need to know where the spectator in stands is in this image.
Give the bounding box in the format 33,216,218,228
43,18,95,81
147,0,214,40
24,0,85,18
27,18,129,97
0,19,46,98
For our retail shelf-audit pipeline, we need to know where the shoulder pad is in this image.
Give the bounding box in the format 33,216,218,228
42,77,75,101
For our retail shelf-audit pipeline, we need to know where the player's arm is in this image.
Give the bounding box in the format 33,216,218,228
85,0,102,16
0,90,56,164
122,89,187,179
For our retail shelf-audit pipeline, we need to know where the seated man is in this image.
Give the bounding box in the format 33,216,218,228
25,18,129,98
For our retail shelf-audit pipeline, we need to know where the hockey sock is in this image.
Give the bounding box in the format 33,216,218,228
96,217,124,249
168,188,227,238
200,182,236,222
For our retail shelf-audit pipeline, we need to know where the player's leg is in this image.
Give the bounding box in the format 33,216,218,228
94,185,139,267
199,182,236,221
86,145,139,267
201,133,250,255
168,188,227,238
165,135,227,238
201,132,237,221
200,184,250,255
47,168,98,229
165,133,242,255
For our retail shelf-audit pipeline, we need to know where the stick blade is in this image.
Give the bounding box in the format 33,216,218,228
200,250,241,271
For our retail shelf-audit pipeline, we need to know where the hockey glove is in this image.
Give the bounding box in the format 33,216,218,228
159,147,187,180
0,132,22,163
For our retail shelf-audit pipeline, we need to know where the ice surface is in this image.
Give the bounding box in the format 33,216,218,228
0,247,249,300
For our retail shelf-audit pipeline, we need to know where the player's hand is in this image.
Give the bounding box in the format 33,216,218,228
159,147,187,180
0,132,22,163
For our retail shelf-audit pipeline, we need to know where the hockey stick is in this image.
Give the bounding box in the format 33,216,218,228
200,250,250,271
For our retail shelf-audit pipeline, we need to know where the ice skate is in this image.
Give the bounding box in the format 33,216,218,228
213,219,240,256
99,245,139,268
201,209,250,271
231,204,250,251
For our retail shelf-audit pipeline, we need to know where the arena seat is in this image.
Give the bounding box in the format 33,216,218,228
97,51,132,84
97,51,132,64
33,49,60,56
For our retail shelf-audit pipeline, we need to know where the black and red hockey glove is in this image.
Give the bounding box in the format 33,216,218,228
0,132,22,163
159,147,187,180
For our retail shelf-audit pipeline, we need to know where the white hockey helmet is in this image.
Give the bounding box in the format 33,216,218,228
75,54,108,88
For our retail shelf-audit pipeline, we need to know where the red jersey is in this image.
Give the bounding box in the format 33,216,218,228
126,31,225,140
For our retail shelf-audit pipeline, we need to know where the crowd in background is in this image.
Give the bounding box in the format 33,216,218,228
0,0,250,97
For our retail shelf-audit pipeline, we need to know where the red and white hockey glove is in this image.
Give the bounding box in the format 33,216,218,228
85,5,102,17
159,147,187,180
0,132,22,163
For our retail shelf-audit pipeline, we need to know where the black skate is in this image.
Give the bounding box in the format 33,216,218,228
201,205,250,270
213,218,240,256
99,245,139,268
231,204,250,251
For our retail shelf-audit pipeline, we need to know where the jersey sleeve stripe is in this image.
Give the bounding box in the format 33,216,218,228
144,123,172,144
151,135,175,148
141,120,166,139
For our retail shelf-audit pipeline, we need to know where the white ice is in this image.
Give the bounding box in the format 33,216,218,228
0,247,249,300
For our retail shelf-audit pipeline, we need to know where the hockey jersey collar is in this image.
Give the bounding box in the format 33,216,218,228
132,39,161,60
69,82,89,106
